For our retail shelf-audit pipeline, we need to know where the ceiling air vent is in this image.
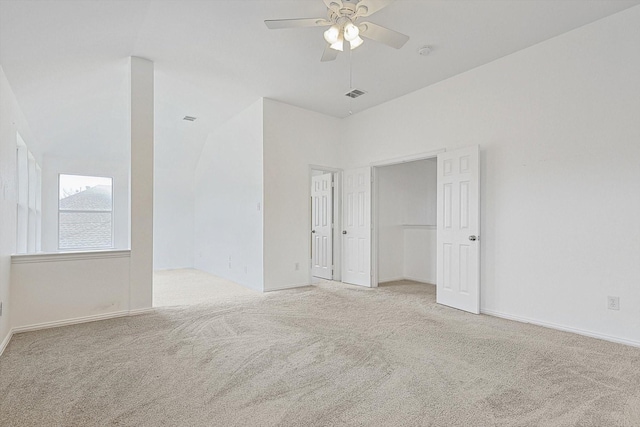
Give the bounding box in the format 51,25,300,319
345,89,366,99
183,116,197,121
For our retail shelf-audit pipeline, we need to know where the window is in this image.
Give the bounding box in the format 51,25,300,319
58,174,113,250
16,133,41,254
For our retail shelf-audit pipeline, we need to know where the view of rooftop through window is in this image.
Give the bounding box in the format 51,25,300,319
58,174,113,250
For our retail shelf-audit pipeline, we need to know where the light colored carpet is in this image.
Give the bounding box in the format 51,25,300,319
1,279,639,426
153,268,256,307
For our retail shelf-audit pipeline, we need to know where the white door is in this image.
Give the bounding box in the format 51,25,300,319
437,146,480,314
311,173,333,279
342,167,371,287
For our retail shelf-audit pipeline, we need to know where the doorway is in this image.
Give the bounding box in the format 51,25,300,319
368,145,481,314
310,167,341,283
374,159,437,287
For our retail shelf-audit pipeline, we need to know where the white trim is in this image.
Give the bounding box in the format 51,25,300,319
369,149,445,167
264,283,312,292
128,308,154,316
372,166,379,288
378,276,434,285
0,307,154,357
333,171,342,283
372,152,441,288
378,276,405,284
11,308,154,334
308,164,341,173
12,311,130,334
11,249,131,264
0,330,13,357
481,308,640,348
308,165,343,285
403,276,435,284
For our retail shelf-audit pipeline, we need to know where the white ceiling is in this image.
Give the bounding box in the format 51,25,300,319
1,0,638,169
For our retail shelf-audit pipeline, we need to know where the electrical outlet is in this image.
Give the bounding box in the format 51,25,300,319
0,301,3,317
228,255,232,269
607,296,620,311
295,262,299,271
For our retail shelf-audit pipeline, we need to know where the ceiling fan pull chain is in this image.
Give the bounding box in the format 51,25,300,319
348,46,353,115
349,46,353,90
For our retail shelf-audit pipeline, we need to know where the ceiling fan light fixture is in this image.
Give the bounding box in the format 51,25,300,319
350,36,364,49
323,25,340,44
330,38,344,51
343,22,359,42
265,0,406,62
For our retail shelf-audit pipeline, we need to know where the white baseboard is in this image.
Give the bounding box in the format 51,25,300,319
378,276,405,284
481,308,640,348
128,307,155,316
403,276,435,285
265,283,312,292
0,330,13,357
379,276,435,285
4,304,637,358
1,308,156,356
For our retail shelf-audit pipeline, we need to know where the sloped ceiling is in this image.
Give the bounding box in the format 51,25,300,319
1,0,638,170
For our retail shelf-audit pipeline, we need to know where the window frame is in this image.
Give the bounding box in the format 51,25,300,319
57,173,115,251
16,132,41,255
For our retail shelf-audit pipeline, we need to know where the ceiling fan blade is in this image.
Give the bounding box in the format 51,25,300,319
321,44,339,62
355,0,393,17
265,18,331,30
358,22,409,49
322,0,343,12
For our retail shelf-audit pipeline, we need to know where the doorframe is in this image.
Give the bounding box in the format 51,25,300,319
371,149,445,288
308,165,342,284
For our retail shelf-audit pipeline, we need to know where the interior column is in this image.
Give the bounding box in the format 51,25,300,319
129,56,154,310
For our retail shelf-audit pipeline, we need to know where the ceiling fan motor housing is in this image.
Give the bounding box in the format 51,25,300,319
265,0,408,61
328,0,365,23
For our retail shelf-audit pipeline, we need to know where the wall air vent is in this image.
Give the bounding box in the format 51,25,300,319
183,116,197,121
345,89,366,98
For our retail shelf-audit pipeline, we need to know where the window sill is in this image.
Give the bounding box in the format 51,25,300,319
11,249,131,264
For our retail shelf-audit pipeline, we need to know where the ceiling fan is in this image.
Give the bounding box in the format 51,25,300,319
265,0,409,62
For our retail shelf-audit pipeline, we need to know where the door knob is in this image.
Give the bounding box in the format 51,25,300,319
469,235,477,241
342,230,347,234
311,230,316,234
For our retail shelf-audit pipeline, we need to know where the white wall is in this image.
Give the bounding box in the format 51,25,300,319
192,97,343,292
0,67,30,351
263,99,343,291
344,7,640,345
10,251,131,329
154,166,194,270
41,156,130,252
194,99,264,291
403,227,436,284
377,164,406,282
128,56,155,311
376,160,436,283
2,6,638,351
1,59,153,347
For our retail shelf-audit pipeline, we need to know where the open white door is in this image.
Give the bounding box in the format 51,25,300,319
342,167,371,287
311,173,333,280
437,146,480,314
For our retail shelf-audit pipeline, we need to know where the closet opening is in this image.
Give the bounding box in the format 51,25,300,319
373,158,437,291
